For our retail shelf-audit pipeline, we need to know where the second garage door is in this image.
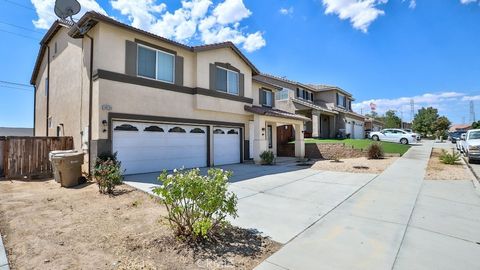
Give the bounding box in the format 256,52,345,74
112,121,208,175
213,127,241,166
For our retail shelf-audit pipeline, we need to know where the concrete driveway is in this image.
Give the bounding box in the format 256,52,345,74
124,162,378,244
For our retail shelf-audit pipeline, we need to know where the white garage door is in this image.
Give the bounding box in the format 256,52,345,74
354,123,364,139
213,127,241,166
112,121,207,175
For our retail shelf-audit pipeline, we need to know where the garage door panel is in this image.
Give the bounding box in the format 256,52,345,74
213,127,240,166
113,121,207,175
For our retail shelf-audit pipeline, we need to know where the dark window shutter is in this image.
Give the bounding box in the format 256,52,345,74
272,91,276,107
209,63,216,90
125,40,137,76
174,55,184,86
336,92,339,105
296,88,299,98
344,96,347,107
259,89,265,105
239,73,245,97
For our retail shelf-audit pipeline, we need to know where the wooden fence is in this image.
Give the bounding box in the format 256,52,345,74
1,136,74,179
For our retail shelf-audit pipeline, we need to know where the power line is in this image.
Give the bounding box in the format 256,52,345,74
0,20,44,34
0,85,34,92
3,0,36,11
0,28,39,41
0,80,32,88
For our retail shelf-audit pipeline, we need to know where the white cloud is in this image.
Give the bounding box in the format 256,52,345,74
111,0,266,52
462,95,480,101
406,0,416,9
353,91,466,119
460,0,478,4
213,0,251,25
31,0,107,29
322,0,388,33
279,7,294,15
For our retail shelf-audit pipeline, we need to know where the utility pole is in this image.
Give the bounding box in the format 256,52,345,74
470,101,476,123
410,99,415,122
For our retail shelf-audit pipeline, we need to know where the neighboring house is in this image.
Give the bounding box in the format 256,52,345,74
364,118,384,132
30,12,307,175
449,124,471,132
0,127,34,136
254,74,365,140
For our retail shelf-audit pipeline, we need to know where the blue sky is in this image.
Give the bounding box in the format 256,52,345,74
1,0,480,128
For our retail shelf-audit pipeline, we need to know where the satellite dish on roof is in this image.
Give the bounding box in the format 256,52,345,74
54,0,81,20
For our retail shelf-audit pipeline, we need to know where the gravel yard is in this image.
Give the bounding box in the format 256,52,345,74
0,180,279,270
425,148,474,181
311,157,398,174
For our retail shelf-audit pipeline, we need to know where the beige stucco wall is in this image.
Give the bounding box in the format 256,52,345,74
94,22,196,87
95,79,252,140
196,48,252,98
35,52,48,136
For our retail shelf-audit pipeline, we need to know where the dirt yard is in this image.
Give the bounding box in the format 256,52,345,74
425,148,474,181
0,180,280,270
311,157,398,174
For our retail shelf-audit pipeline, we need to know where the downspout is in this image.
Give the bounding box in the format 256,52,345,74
46,46,50,136
33,85,36,136
85,34,94,176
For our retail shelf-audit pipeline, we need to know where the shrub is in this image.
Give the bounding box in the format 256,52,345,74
367,143,385,159
93,157,123,194
153,168,238,242
259,150,275,165
439,149,461,165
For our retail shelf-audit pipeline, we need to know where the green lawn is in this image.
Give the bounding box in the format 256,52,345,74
299,139,411,156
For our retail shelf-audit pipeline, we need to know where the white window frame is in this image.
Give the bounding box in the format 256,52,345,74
215,66,239,96
136,44,175,84
337,94,346,108
262,89,273,107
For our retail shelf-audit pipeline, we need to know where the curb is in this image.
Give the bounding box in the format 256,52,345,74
0,233,9,270
462,157,480,194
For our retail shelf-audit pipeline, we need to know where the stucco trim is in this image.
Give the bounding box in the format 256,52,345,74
94,69,253,104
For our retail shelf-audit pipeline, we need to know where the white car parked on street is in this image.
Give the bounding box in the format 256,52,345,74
463,129,480,163
369,128,419,145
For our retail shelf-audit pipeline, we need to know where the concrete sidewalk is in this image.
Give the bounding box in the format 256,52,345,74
256,141,434,270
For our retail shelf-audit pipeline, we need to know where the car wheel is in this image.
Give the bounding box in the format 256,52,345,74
372,135,379,141
400,138,409,145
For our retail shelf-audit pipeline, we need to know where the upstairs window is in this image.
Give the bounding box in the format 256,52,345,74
261,89,273,107
337,93,346,107
276,88,289,100
297,88,313,102
137,45,175,83
215,67,239,95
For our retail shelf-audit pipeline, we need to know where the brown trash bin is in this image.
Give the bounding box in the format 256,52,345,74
49,150,77,183
51,153,84,188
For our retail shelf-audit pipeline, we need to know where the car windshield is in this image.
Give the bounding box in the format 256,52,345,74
468,131,480,140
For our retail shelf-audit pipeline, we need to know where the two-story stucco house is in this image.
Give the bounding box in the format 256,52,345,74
30,12,308,175
254,74,366,141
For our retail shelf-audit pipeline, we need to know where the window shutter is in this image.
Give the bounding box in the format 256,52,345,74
343,96,347,107
296,88,300,98
125,40,137,76
272,91,276,107
209,63,216,90
259,89,265,105
239,73,245,97
174,55,184,86
336,92,339,105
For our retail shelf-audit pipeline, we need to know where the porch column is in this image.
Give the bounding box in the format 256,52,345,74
253,114,268,163
294,123,305,158
311,111,319,138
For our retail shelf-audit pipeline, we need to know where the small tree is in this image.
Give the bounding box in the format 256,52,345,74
412,107,439,137
367,143,385,159
383,110,402,128
472,121,480,129
153,168,238,242
433,116,451,142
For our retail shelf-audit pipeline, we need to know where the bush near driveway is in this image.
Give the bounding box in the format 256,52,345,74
153,168,238,242
367,143,385,159
301,139,411,156
93,155,123,194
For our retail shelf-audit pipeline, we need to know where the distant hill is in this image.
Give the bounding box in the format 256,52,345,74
0,127,34,137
